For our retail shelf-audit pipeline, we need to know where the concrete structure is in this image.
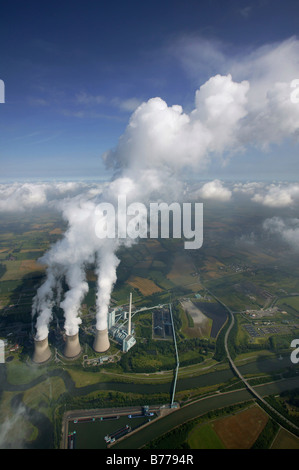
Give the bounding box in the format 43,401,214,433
93,328,110,353
128,292,132,336
63,332,81,359
122,334,136,353
108,309,116,329
33,336,52,364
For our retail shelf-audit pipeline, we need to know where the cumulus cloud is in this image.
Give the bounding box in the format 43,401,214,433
263,217,299,251
103,74,249,173
0,181,105,212
194,179,232,201
233,181,265,196
251,182,299,207
29,37,299,341
173,36,299,149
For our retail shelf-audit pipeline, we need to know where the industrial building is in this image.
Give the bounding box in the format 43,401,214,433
122,334,136,352
108,309,116,329
108,292,136,353
32,292,136,363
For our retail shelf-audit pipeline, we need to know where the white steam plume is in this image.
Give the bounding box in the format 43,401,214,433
31,42,299,339
95,244,120,331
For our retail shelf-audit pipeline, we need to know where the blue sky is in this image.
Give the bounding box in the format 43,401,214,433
1,0,299,180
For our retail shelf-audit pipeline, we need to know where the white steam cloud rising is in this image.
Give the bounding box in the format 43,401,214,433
1,37,299,340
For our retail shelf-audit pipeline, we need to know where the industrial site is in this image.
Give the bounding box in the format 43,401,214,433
32,291,137,365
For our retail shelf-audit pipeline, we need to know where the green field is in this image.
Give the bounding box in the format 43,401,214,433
187,422,225,449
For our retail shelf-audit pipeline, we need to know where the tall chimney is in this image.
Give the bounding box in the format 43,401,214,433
128,292,132,336
33,336,51,364
93,328,110,353
64,332,81,359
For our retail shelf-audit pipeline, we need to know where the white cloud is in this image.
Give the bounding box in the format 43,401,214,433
0,181,105,212
195,180,232,201
263,217,299,251
251,182,299,207
103,74,249,173
172,36,299,150
233,181,265,195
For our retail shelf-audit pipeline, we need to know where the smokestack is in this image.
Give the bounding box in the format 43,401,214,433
63,332,81,359
93,328,110,353
33,336,52,364
128,292,132,336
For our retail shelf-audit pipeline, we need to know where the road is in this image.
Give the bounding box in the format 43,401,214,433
211,288,299,433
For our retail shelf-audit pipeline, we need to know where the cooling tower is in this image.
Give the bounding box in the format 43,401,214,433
63,332,81,359
33,336,52,364
93,328,110,353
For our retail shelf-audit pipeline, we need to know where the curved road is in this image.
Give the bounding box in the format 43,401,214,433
215,290,299,433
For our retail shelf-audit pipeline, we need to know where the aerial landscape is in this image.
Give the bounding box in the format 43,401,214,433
1,0,299,456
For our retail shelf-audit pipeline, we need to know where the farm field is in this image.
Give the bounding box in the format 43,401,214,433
127,276,163,296
187,422,225,449
271,428,299,449
187,405,269,449
167,252,197,287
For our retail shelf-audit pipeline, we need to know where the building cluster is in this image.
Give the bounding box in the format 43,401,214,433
32,292,136,364
108,292,136,353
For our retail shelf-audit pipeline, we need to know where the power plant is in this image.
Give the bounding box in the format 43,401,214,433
32,336,52,364
32,292,136,362
93,327,110,353
64,332,81,359
109,292,136,353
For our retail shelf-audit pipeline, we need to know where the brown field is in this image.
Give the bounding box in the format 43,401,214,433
271,428,299,449
167,252,196,285
1,259,45,281
212,405,269,449
20,260,45,273
49,227,63,235
86,269,97,282
20,248,44,253
127,276,162,295
32,223,53,229
203,256,226,280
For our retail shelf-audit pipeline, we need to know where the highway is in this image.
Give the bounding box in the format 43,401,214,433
211,288,299,433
